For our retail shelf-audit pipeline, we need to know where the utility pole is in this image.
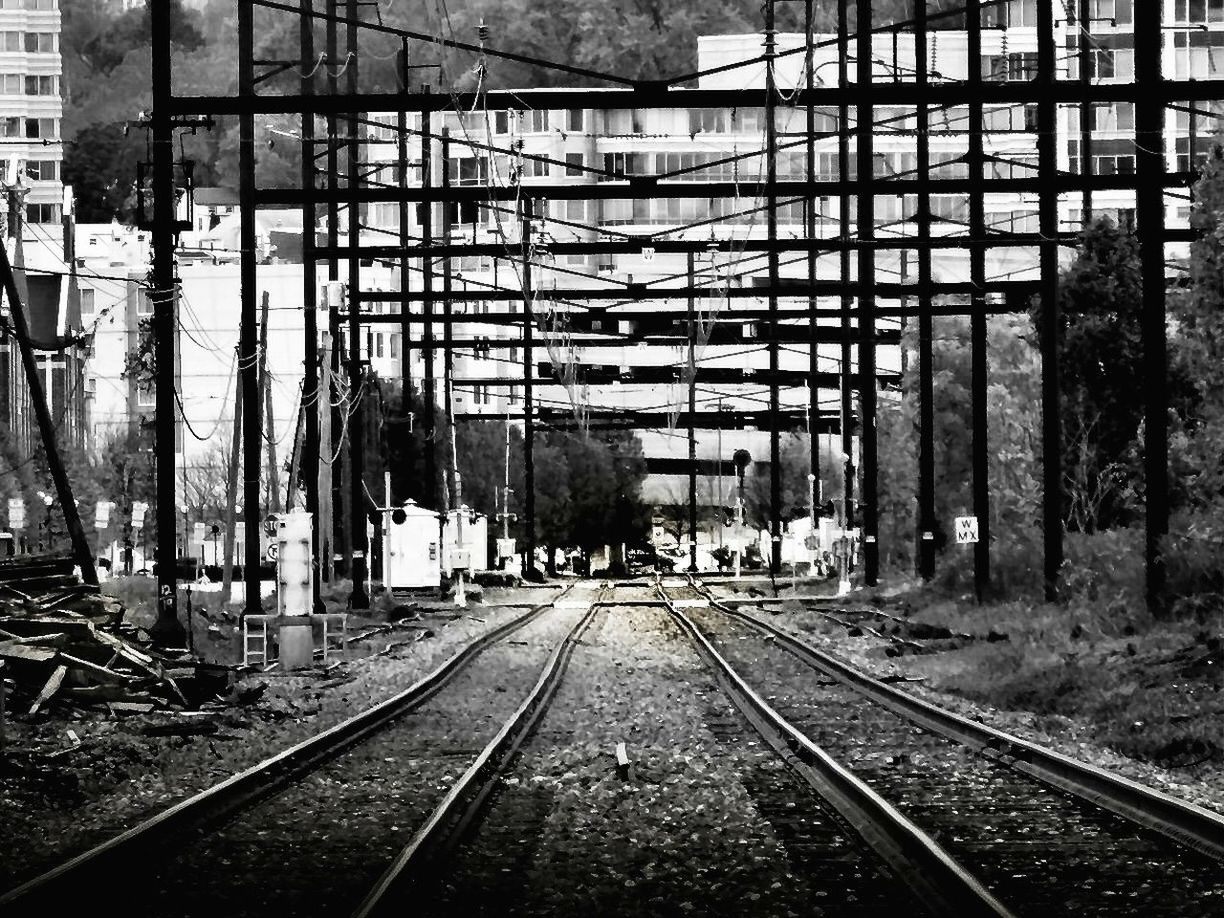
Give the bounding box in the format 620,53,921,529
325,0,341,583
522,201,536,577
764,0,782,576
1038,0,1063,602
1078,0,1095,224
1135,0,1167,615
149,0,182,641
257,291,280,516
300,0,321,610
396,43,415,503
837,0,855,540
856,0,879,587
686,251,697,574
916,0,937,583
0,225,95,587
238,0,262,616
804,0,820,522
346,0,368,609
220,363,241,604
967,0,991,601
318,282,336,583
442,128,456,517
421,87,438,510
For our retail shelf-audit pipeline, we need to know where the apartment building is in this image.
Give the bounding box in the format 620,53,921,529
0,0,88,481
358,1,1216,505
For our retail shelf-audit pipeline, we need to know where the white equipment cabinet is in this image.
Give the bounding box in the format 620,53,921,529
383,501,443,589
443,506,488,574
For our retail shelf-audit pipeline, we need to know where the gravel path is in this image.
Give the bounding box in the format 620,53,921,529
0,586,566,894
688,601,1224,917
414,592,918,917
126,590,593,918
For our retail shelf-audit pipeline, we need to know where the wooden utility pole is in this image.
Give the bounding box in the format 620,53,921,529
257,291,280,515
0,239,96,586
149,0,183,641
318,282,335,583
220,363,242,604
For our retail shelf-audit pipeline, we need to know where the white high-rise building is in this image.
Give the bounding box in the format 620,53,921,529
0,0,63,230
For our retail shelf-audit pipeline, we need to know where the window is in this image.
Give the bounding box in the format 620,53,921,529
984,52,1039,81
688,108,728,134
390,334,399,359
565,152,583,176
0,74,18,94
494,111,509,134
566,109,584,131
1175,0,1220,23
80,288,95,317
24,75,56,96
25,202,60,224
0,32,18,52
25,159,57,181
23,32,54,53
522,109,548,133
449,156,488,185
565,199,585,222
25,0,59,9
23,117,55,138
603,152,647,178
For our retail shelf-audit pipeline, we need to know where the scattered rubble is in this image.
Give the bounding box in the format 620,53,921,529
0,556,198,720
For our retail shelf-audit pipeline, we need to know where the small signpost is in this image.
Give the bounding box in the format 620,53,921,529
955,516,979,545
7,498,25,531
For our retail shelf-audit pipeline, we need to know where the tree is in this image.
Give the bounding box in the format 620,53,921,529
1169,146,1224,512
742,432,842,530
1031,218,1146,533
63,123,146,224
876,314,1043,590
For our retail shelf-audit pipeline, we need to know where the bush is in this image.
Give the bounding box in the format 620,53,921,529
1061,527,1146,607
1165,510,1224,608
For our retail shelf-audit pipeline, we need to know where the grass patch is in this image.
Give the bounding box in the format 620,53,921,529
897,584,1223,771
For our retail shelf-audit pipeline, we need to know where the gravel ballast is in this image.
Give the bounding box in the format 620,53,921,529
417,595,915,917
687,600,1224,918
0,585,569,894
705,582,1224,820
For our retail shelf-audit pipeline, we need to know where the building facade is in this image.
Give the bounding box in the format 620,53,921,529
0,0,87,493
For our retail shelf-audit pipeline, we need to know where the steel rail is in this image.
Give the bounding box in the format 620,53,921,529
351,585,608,918
0,584,577,913
688,578,1224,864
655,581,1012,918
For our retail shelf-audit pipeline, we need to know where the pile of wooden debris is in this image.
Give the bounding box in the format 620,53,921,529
0,555,192,717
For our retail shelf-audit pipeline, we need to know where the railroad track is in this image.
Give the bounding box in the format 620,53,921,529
395,579,1002,917
0,582,593,917
672,576,1224,916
